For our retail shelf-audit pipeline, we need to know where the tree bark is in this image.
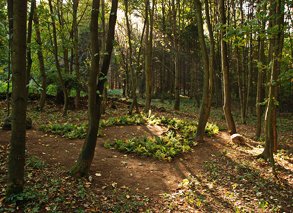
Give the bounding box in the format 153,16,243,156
48,0,69,116
7,0,28,196
71,0,118,176
124,0,139,114
33,0,47,110
261,0,284,163
219,0,236,134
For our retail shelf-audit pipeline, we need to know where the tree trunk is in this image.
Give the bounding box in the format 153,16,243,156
6,0,13,117
71,0,118,176
144,0,154,113
261,0,284,163
48,0,69,116
73,0,80,109
195,0,210,142
255,1,267,139
219,0,236,134
26,0,35,93
7,0,28,196
124,0,139,115
33,0,47,110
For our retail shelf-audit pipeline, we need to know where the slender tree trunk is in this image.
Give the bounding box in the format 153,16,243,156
6,0,28,196
73,0,80,109
173,0,180,110
124,0,139,114
255,1,267,139
195,0,210,142
261,0,284,163
71,0,118,176
144,0,154,113
26,0,35,95
33,0,47,110
219,0,236,134
6,0,13,117
48,0,69,116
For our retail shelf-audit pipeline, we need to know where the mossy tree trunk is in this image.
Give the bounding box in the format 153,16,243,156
6,0,28,196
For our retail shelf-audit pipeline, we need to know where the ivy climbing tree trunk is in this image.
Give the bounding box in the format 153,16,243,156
219,0,236,134
6,0,28,196
70,0,118,176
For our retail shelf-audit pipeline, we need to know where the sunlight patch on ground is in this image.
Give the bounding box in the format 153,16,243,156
146,124,168,137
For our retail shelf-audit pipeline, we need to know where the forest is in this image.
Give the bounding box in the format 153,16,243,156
0,0,292,212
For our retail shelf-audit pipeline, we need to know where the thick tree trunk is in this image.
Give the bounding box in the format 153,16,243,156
33,1,47,110
71,0,118,176
219,0,236,134
7,0,28,196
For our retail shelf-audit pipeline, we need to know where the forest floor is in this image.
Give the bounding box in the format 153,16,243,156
0,98,292,212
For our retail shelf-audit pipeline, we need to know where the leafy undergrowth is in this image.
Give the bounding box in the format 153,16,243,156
39,114,146,139
0,147,150,212
104,115,219,161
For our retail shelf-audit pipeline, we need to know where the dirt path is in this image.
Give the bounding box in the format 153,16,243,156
1,126,292,212
0,127,218,197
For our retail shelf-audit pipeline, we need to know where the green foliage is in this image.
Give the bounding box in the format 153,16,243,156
26,156,46,169
39,123,87,139
100,114,145,127
104,115,219,161
104,133,191,161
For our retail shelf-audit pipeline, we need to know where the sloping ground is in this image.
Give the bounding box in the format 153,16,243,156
0,125,292,212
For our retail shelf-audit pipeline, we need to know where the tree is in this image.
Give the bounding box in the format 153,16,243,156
71,0,118,176
124,0,139,115
6,0,28,196
144,0,155,113
33,0,47,110
260,0,285,164
195,0,214,142
219,0,236,134
48,0,69,116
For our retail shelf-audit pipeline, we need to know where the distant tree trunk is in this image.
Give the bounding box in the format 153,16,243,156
255,1,267,139
144,0,154,113
6,0,13,116
48,0,69,116
219,0,236,134
173,0,180,110
70,0,118,176
73,0,80,109
26,0,35,93
33,0,47,110
124,0,139,114
6,0,28,196
260,0,284,163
